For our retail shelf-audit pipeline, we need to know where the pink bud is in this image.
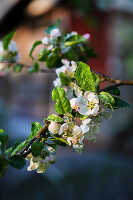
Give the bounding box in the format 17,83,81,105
83,33,90,40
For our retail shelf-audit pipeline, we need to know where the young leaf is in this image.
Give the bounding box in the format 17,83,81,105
38,48,50,61
28,122,42,140
56,18,61,27
59,72,70,86
11,140,29,156
46,52,62,68
104,86,120,96
8,155,26,169
50,134,69,146
84,125,99,142
99,92,115,109
46,115,64,123
0,133,8,147
3,32,16,50
28,62,40,73
65,35,86,46
0,129,4,134
29,40,42,60
31,142,44,157
113,97,130,109
13,64,23,73
5,140,21,155
75,61,95,91
52,87,72,114
92,72,100,93
0,158,7,177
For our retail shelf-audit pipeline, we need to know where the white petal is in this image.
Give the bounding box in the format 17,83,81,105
47,45,53,51
80,125,89,134
61,59,70,66
42,37,49,45
84,91,99,104
70,98,78,109
75,96,87,107
55,66,67,77
82,118,92,125
58,123,69,135
91,104,99,115
78,106,93,116
72,125,81,136
50,28,61,39
53,78,61,87
71,61,77,72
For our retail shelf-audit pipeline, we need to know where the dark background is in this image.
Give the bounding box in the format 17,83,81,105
0,0,133,200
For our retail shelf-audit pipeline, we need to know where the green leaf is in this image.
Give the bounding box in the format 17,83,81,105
28,62,40,73
3,32,16,50
84,47,97,58
50,134,69,146
29,40,42,60
0,158,7,177
46,115,64,123
62,47,78,61
90,116,103,124
8,155,26,169
45,19,60,34
92,72,100,93
0,129,4,134
38,48,50,61
104,86,120,96
113,97,130,109
65,34,86,46
13,64,23,73
84,125,99,142
99,91,115,109
46,52,62,68
52,87,72,114
5,140,21,155
31,142,44,157
11,140,29,156
59,72,70,86
0,133,8,147
75,61,95,91
56,18,61,27
28,122,42,140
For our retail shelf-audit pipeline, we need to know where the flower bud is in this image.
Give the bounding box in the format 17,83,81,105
48,122,60,134
83,33,90,40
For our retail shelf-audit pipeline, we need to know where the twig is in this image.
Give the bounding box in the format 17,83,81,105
91,69,133,86
18,121,50,157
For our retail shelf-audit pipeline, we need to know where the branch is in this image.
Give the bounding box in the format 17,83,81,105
91,69,133,86
18,121,50,157
1,61,133,85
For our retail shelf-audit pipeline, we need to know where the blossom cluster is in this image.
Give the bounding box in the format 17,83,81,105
0,40,19,76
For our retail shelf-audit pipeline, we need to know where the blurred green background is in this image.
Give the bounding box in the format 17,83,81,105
0,0,133,200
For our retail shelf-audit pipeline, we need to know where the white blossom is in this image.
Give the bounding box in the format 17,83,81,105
50,28,61,39
42,36,49,45
70,98,78,109
48,122,61,134
47,45,53,51
75,91,99,116
71,31,78,35
8,41,18,52
53,78,61,87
